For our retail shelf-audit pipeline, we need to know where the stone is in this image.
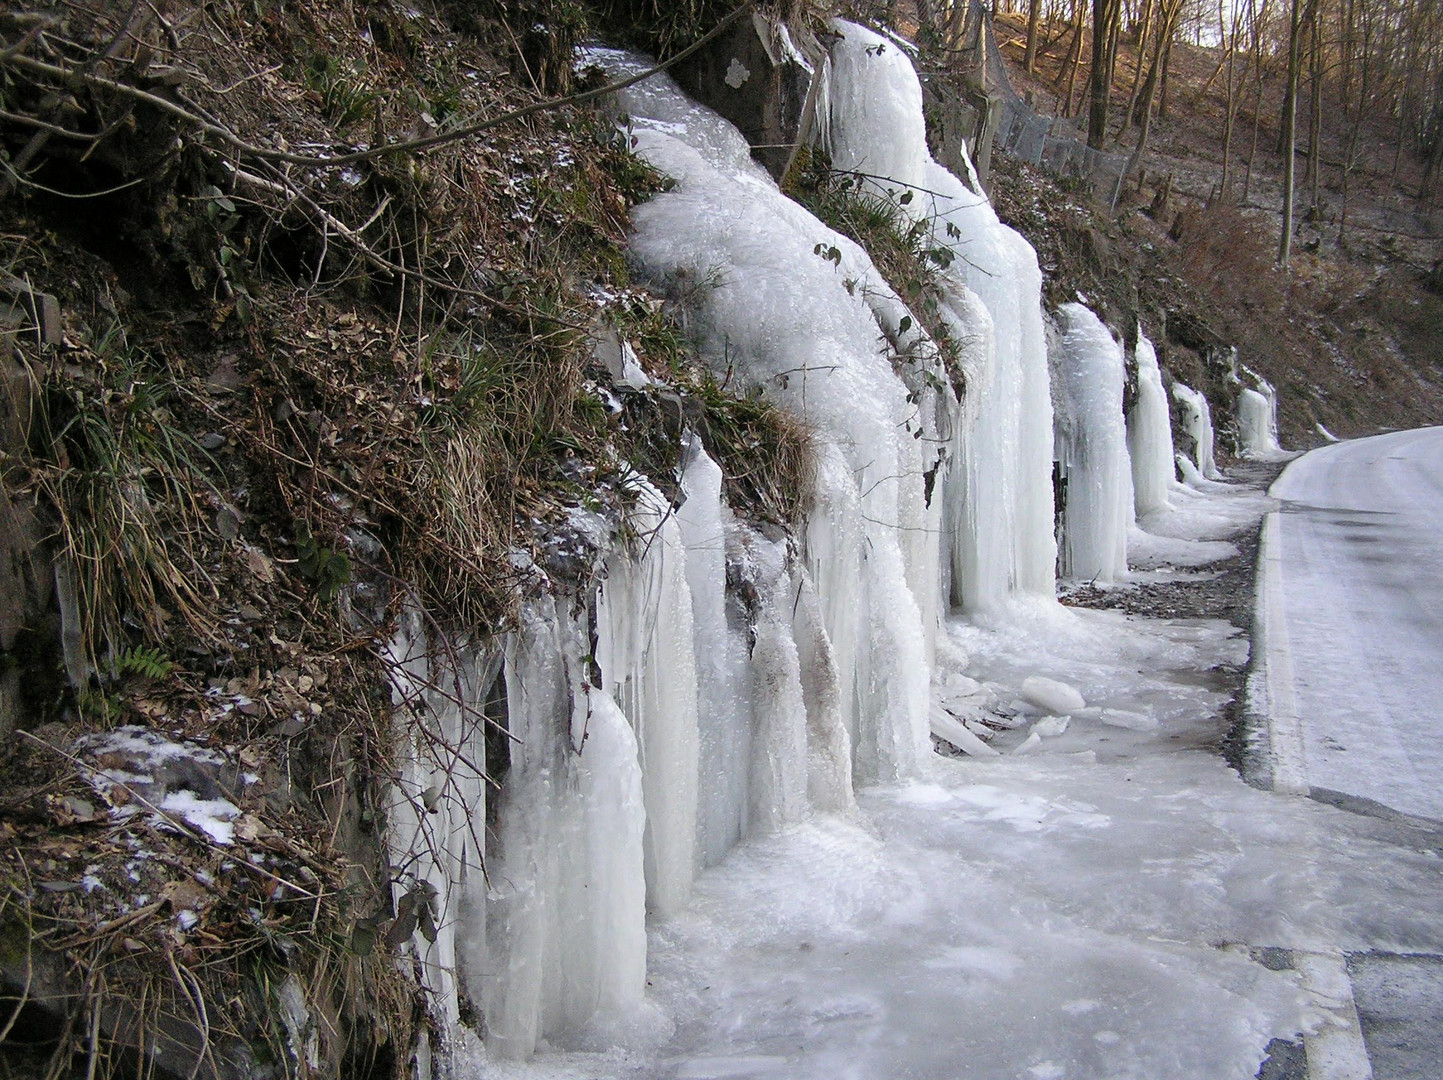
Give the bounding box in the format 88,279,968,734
670,12,826,181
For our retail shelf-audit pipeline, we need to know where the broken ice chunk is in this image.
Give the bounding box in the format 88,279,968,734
1012,731,1043,755
1097,708,1158,732
930,705,1000,757
592,330,652,391
1032,715,1071,738
1020,675,1086,715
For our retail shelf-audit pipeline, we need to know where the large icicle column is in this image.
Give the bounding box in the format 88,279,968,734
611,49,938,784
675,438,753,866
596,482,701,918
1127,329,1176,523
1052,304,1132,582
479,596,649,1059
1237,372,1284,458
826,20,1057,613
1173,382,1224,481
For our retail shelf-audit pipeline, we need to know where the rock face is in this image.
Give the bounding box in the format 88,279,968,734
0,357,55,740
670,11,825,181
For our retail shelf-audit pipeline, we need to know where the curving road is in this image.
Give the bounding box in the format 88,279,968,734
1265,426,1443,822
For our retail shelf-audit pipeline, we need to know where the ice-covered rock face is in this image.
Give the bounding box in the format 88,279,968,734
1053,303,1131,583
389,32,1070,1068
612,50,935,785
824,19,1057,613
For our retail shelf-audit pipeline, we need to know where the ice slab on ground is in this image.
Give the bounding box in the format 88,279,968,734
1021,674,1087,715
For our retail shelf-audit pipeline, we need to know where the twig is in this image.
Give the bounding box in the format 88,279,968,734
0,17,56,62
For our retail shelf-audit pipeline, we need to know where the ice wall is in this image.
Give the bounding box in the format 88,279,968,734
613,51,938,784
1173,382,1223,481
675,438,753,866
1053,304,1132,582
375,593,656,1063
828,20,1058,612
1127,330,1176,522
388,28,1067,1069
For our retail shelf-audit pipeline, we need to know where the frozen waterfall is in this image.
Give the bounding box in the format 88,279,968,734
828,20,1057,612
1237,378,1284,459
1127,330,1177,522
1053,303,1131,582
386,24,1073,1068
1173,381,1224,482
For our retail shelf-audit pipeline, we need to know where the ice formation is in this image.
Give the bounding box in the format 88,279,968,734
1127,330,1176,522
1172,381,1224,481
1237,378,1284,458
828,22,1057,612
617,41,942,785
1052,303,1132,582
386,21,1076,1069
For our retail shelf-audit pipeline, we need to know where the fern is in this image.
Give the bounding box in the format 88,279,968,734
116,645,173,680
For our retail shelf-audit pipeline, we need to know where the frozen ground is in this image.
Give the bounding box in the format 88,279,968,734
484,468,1443,1080
1263,426,1443,821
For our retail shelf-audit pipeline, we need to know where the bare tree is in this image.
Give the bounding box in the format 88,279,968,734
1089,0,1123,145
1279,0,1306,264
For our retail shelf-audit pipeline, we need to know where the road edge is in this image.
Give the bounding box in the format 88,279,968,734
1249,481,1376,1080
1253,509,1311,796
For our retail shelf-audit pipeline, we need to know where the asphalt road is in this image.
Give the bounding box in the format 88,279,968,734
1268,427,1443,823
1262,427,1443,1080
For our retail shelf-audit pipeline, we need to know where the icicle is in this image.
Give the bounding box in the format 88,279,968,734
826,19,1057,612
748,571,810,833
676,437,753,866
477,598,635,1057
1053,304,1131,583
568,687,648,1025
1237,374,1283,458
1127,330,1176,523
611,55,933,784
595,481,702,918
789,570,855,814
1172,382,1223,481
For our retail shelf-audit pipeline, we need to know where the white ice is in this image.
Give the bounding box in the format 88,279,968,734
1237,378,1288,460
828,19,1058,614
1053,303,1132,583
456,32,1443,1080
1173,381,1224,481
611,47,942,785
1126,329,1176,523
484,471,1443,1080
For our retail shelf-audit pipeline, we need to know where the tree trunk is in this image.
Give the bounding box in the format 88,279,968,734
1278,0,1304,265
1242,0,1269,202
1306,0,1322,213
1220,2,1242,199
1158,30,1175,117
1123,0,1157,130
1088,0,1119,147
1026,0,1044,71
